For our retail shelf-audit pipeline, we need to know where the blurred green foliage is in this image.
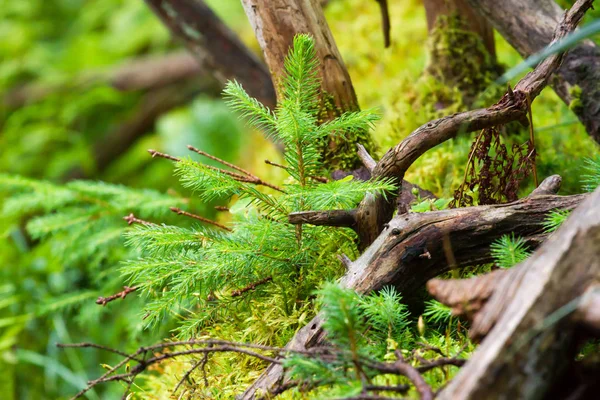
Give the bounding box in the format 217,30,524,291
1,0,599,398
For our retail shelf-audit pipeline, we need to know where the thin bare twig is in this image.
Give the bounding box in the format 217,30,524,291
96,286,139,306
147,149,180,162
231,276,273,297
170,206,232,231
123,213,155,226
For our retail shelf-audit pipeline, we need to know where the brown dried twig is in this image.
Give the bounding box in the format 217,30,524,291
231,276,273,297
123,213,155,226
188,145,284,192
170,206,232,231
96,286,139,306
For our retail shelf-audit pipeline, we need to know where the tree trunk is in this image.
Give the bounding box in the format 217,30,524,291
467,0,600,144
240,0,375,171
423,0,495,56
423,0,501,104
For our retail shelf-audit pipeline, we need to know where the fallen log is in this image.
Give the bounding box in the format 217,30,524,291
239,177,586,399
430,185,600,400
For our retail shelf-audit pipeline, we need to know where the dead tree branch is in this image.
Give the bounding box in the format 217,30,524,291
60,337,456,400
96,286,138,306
354,0,594,246
432,185,600,400
467,0,600,143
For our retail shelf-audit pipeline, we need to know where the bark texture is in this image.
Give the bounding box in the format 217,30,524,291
240,0,376,171
468,0,600,144
434,185,600,400
240,0,357,113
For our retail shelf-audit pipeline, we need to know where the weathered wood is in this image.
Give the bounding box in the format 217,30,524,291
355,0,594,246
468,0,600,144
435,185,600,400
144,0,276,108
239,190,586,399
575,284,600,334
288,209,357,228
240,0,357,113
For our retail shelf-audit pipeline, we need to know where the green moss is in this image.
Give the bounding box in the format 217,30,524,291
318,91,377,172
426,13,503,105
569,85,584,113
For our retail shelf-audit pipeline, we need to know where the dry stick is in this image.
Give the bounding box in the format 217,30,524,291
96,286,139,306
147,149,180,162
57,343,141,362
264,159,287,170
526,93,539,186
123,213,155,226
231,276,273,297
393,350,433,400
357,144,377,172
170,206,232,232
188,145,285,192
59,342,287,400
214,205,229,212
173,357,206,394
188,144,254,176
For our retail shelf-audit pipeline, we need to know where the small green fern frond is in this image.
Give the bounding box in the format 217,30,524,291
581,156,600,192
222,80,276,137
423,300,453,325
490,233,531,269
543,209,571,233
